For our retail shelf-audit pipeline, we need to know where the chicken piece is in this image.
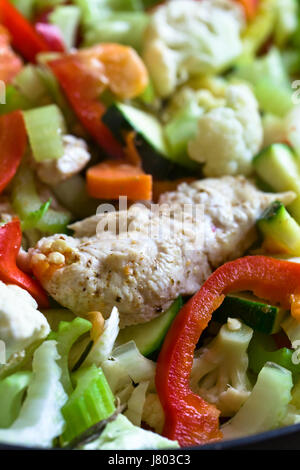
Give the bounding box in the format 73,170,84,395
30,177,294,327
35,135,91,186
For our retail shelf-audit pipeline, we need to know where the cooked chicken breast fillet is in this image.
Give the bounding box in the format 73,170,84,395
30,176,294,327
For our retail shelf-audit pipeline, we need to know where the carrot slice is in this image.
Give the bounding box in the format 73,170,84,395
86,161,152,201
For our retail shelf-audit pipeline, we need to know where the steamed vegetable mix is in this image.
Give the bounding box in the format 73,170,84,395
1,0,300,452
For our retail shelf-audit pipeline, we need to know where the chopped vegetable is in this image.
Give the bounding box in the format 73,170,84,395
80,413,179,450
0,0,51,62
0,220,49,308
214,292,288,334
0,372,31,428
49,44,148,157
11,162,71,234
221,362,293,440
0,340,68,448
61,364,116,445
86,161,153,201
257,202,300,255
156,256,300,447
248,332,300,380
49,318,92,395
23,104,66,162
117,297,183,357
0,110,27,194
191,319,253,417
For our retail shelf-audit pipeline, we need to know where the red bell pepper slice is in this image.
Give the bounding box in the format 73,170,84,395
0,110,27,194
49,53,125,159
156,255,300,447
0,0,51,62
0,219,49,308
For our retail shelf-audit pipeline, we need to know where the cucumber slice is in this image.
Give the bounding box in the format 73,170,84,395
253,143,300,222
116,297,183,357
23,104,66,162
221,362,293,440
253,143,300,193
213,293,288,334
257,201,300,255
102,103,198,179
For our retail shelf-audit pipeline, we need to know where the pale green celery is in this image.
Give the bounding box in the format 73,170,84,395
61,364,116,445
0,372,31,428
11,162,71,234
49,6,81,51
14,65,50,104
83,12,149,51
0,85,33,116
37,66,78,130
80,414,179,450
0,341,68,448
53,174,99,220
23,104,66,162
10,0,35,19
48,318,92,395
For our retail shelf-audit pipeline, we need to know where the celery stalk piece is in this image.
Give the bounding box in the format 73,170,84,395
23,104,66,162
83,12,149,51
10,0,35,19
221,362,293,440
0,372,31,428
0,341,68,448
49,318,92,395
14,65,49,104
0,85,33,116
11,162,71,234
49,6,81,51
61,364,116,445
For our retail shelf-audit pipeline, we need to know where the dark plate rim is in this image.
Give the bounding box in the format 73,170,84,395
1,422,300,450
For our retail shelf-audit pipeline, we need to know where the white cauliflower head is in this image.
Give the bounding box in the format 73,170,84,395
190,318,253,417
188,84,263,177
0,282,50,361
143,0,245,97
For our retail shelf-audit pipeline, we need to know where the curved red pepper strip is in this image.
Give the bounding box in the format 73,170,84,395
156,256,300,447
0,110,27,194
49,55,125,159
0,0,50,62
0,219,49,308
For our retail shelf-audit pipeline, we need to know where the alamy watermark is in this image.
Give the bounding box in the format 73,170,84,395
95,196,206,253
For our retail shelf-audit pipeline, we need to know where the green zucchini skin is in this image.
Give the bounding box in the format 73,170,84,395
213,293,288,334
116,296,183,357
102,103,198,180
257,201,300,255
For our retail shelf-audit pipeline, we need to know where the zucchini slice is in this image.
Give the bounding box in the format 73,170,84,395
102,103,198,180
253,143,300,222
116,296,183,357
213,293,288,334
257,201,300,255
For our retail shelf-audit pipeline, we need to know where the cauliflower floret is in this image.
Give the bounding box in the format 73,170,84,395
0,282,50,361
190,318,253,417
188,84,263,177
143,0,245,97
35,135,91,186
142,393,165,434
